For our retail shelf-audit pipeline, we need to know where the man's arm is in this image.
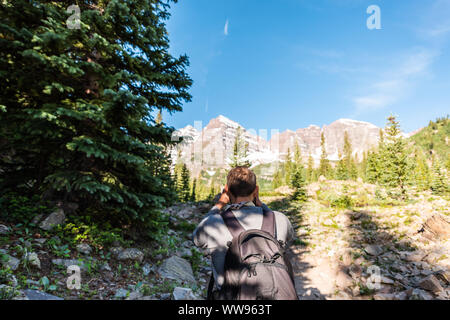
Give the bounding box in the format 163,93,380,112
192,189,230,248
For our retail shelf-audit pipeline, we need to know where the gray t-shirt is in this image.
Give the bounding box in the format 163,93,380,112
192,201,295,289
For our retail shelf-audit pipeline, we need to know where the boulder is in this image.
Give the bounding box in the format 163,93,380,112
117,248,144,262
158,256,196,284
364,244,383,256
418,275,444,293
1,253,20,271
172,287,201,300
142,263,155,276
23,289,63,300
408,288,433,300
114,288,129,299
24,252,41,269
76,243,92,255
0,224,10,235
52,258,86,270
418,214,450,240
39,209,65,231
126,291,144,300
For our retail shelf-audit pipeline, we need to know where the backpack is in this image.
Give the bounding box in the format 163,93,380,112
207,207,298,300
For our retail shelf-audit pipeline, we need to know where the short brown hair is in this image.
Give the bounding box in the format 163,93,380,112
227,166,257,198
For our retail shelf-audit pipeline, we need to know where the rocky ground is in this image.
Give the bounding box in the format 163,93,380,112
0,180,449,300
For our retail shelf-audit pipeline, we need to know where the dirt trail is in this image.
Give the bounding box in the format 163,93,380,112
263,182,450,300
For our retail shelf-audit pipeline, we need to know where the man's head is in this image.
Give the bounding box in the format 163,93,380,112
226,166,257,199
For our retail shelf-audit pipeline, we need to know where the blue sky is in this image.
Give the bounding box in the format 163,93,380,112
164,0,450,134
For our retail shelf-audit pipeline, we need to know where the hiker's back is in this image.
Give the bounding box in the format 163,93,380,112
216,208,298,300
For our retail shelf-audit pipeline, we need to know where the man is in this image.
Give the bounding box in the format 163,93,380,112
192,166,296,294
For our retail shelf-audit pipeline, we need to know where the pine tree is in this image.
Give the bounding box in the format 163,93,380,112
319,133,331,178
413,151,430,191
180,164,190,202
229,127,251,168
430,157,448,195
291,167,307,202
190,178,197,202
284,148,294,186
306,154,314,183
380,115,408,196
272,169,283,189
0,1,192,231
365,151,379,183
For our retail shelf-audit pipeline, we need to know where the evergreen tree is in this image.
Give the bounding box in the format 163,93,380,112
319,133,331,178
284,148,293,186
180,164,190,202
0,0,192,231
380,115,408,196
190,178,197,202
272,169,283,189
291,167,307,202
229,127,251,168
365,151,379,183
413,151,430,191
430,157,448,195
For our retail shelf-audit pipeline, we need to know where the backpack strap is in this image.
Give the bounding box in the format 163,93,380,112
222,206,277,239
221,209,245,239
261,208,277,238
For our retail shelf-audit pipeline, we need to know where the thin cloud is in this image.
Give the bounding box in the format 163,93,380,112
224,19,229,36
353,49,438,112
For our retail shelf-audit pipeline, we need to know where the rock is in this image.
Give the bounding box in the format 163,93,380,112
100,262,112,272
176,247,192,258
380,276,394,284
52,258,86,270
418,275,444,293
0,224,10,234
374,293,395,300
76,243,92,255
117,248,144,262
34,238,47,245
109,246,123,258
404,252,426,262
114,288,129,299
159,293,172,300
24,252,41,269
126,291,143,300
1,254,20,271
39,209,65,231
418,214,450,240
335,270,354,288
408,288,433,300
364,244,383,256
142,263,155,276
23,289,63,300
31,214,44,225
348,264,362,278
172,287,200,300
158,256,196,284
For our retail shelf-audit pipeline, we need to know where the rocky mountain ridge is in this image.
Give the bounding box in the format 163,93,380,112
171,115,408,174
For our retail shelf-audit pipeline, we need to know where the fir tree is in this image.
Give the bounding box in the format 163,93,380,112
430,157,448,195
272,169,283,189
0,0,192,231
229,127,251,168
284,148,294,186
319,133,331,178
413,151,430,191
291,167,307,202
180,164,190,202
380,115,408,196
190,178,197,202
